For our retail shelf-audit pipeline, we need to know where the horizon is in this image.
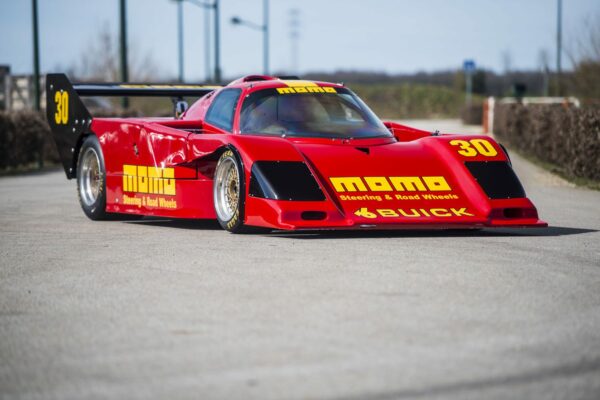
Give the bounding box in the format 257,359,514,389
1,0,599,82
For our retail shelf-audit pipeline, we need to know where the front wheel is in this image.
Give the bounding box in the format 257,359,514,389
213,149,248,232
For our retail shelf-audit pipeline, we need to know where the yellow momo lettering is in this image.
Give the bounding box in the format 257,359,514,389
276,86,337,94
330,176,451,193
330,177,368,192
122,164,176,195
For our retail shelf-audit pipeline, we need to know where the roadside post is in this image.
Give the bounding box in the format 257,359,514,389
463,59,476,108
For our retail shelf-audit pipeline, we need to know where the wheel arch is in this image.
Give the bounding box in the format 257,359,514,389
69,132,97,179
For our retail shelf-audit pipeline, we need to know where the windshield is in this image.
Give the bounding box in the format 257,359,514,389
239,87,391,139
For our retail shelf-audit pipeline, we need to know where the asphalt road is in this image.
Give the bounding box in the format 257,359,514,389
1,120,599,400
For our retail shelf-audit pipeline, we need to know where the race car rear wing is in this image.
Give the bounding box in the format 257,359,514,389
46,73,220,178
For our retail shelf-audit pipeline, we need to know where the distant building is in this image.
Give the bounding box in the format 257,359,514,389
0,67,47,111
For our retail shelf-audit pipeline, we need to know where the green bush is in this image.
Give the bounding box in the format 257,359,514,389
0,111,59,170
350,83,472,119
494,104,600,181
460,103,483,125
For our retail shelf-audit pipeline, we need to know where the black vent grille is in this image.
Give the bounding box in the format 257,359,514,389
465,161,525,199
250,161,325,201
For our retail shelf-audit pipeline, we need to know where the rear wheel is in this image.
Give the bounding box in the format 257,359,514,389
77,135,108,220
76,135,143,221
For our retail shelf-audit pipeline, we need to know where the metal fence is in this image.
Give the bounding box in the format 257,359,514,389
0,67,46,112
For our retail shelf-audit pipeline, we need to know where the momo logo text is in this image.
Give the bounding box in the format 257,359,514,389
330,176,451,193
276,86,337,94
122,165,176,196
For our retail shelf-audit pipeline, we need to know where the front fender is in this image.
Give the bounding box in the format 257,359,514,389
187,134,305,166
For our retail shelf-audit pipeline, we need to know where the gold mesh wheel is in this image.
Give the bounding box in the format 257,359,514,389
214,152,240,222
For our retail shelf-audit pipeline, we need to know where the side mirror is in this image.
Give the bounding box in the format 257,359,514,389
174,99,188,119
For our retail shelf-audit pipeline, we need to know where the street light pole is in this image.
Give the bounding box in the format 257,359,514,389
31,0,40,111
119,0,129,108
263,0,269,75
231,0,270,76
171,0,219,83
556,0,563,96
214,0,221,83
177,0,184,82
204,5,211,81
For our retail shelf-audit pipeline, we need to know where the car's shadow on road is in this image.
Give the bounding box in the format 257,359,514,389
122,219,595,239
0,166,63,178
123,218,223,230
269,226,596,239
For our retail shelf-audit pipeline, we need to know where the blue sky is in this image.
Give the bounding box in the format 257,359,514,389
1,0,598,81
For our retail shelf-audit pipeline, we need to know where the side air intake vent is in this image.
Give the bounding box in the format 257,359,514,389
465,161,525,199
249,161,325,201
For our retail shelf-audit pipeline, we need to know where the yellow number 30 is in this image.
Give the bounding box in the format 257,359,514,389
54,91,69,125
449,139,498,157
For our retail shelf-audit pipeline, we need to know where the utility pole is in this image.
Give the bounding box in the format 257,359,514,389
263,0,269,75
177,0,184,82
289,9,299,74
231,0,270,76
31,0,40,111
556,0,563,96
204,5,211,81
463,60,476,107
214,0,221,83
538,49,550,97
177,0,218,83
119,0,129,108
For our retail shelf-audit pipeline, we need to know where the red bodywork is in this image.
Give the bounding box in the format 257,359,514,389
89,77,546,230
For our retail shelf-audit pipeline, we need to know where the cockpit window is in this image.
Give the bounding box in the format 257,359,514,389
239,87,391,139
205,88,241,131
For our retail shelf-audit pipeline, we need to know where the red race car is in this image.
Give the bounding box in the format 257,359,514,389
46,74,546,233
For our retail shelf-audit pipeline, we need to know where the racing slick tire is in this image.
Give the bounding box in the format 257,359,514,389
76,135,108,220
213,149,246,232
213,149,268,234
76,135,144,221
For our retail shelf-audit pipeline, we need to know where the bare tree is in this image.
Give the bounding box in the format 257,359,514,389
501,50,512,75
500,50,512,95
538,49,550,96
67,23,171,116
567,14,600,101
73,23,161,82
